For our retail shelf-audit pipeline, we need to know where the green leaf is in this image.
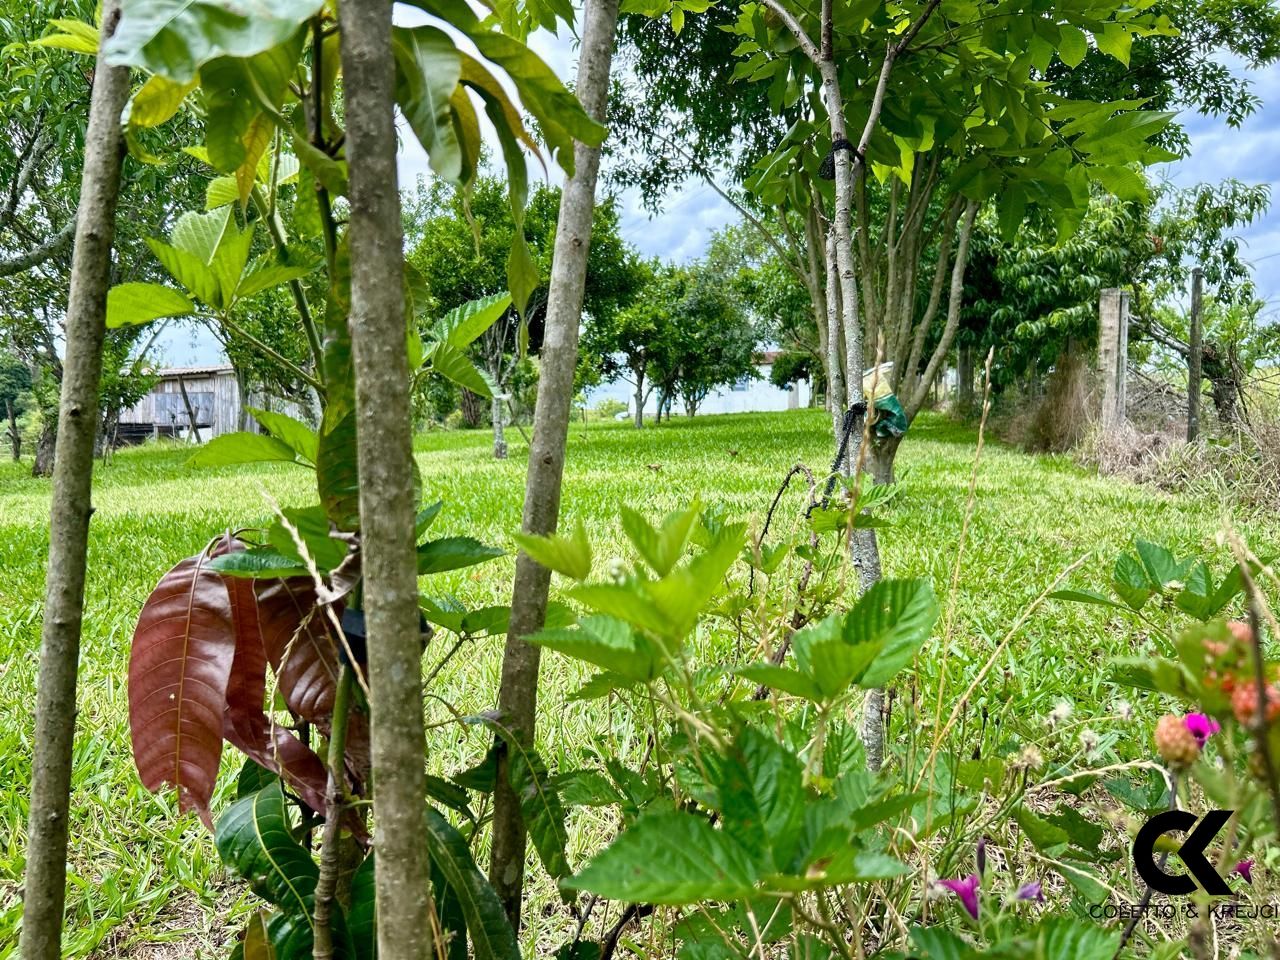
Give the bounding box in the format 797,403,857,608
266,506,348,572
236,258,320,300
171,206,232,263
1094,23,1132,66
31,18,99,55
909,927,970,960
734,664,822,701
215,783,318,940
348,855,376,960
1014,804,1069,855
418,537,504,575
105,282,195,328
208,548,310,579
147,238,220,305
512,521,592,579
483,722,570,883
1135,540,1192,589
128,74,195,127
188,431,299,467
434,293,512,348
563,809,759,905
528,615,661,682
316,411,360,531
1112,553,1154,610
1057,24,1087,68
392,26,463,182
423,807,521,960
104,0,323,83
849,579,939,687
248,408,318,464
428,341,493,397
621,502,699,576
1049,588,1128,611
206,176,240,210
791,615,882,701
1038,916,1121,960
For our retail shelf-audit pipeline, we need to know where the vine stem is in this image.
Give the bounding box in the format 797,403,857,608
313,662,354,960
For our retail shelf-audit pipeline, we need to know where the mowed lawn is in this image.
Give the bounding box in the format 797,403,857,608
0,408,1275,957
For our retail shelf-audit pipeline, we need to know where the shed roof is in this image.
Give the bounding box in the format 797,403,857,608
154,365,235,378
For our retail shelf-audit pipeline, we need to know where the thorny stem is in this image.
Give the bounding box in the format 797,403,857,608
313,662,354,960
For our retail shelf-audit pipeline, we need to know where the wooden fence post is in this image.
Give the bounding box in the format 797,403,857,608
1187,266,1203,442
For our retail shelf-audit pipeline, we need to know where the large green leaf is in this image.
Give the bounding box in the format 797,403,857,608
128,74,196,127
147,238,220,305
248,408,318,464
105,282,195,328
564,809,759,905
348,855,376,960
620,503,699,577
392,25,463,182
104,0,323,83
188,431,300,468
316,410,360,531
428,342,493,398
423,807,521,960
790,615,882,701
215,783,318,953
171,206,232,263
236,258,320,301
434,293,512,349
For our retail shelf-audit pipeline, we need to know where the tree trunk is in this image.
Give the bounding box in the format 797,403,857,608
6,398,19,461
19,6,130,958
459,387,484,428
491,393,508,459
868,435,901,485
488,0,621,928
339,3,435,958
957,344,974,414
633,373,645,428
32,420,56,477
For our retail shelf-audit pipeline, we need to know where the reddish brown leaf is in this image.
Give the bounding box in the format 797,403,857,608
222,555,329,815
255,577,343,722
128,552,237,826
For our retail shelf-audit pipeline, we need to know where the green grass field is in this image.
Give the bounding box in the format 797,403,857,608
1,409,1275,957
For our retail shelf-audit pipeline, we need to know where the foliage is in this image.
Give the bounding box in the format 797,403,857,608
583,259,760,421
4,410,1279,955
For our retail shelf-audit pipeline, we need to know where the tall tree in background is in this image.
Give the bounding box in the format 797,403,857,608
407,175,643,452
489,0,623,925
19,3,131,956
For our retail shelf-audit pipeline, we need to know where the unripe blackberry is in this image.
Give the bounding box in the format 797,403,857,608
1232,682,1280,726
1155,714,1200,768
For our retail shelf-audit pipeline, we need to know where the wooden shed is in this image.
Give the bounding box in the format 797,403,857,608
117,365,242,443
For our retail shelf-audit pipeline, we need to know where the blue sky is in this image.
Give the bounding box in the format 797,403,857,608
154,47,1280,365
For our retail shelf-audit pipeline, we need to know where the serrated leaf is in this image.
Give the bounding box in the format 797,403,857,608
512,521,592,579
563,809,759,904
434,292,512,348
428,341,493,397
236,258,320,300
527,615,660,682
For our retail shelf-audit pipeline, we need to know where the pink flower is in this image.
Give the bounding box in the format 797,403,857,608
938,874,980,920
1015,880,1043,902
1184,713,1220,748
1233,859,1254,884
